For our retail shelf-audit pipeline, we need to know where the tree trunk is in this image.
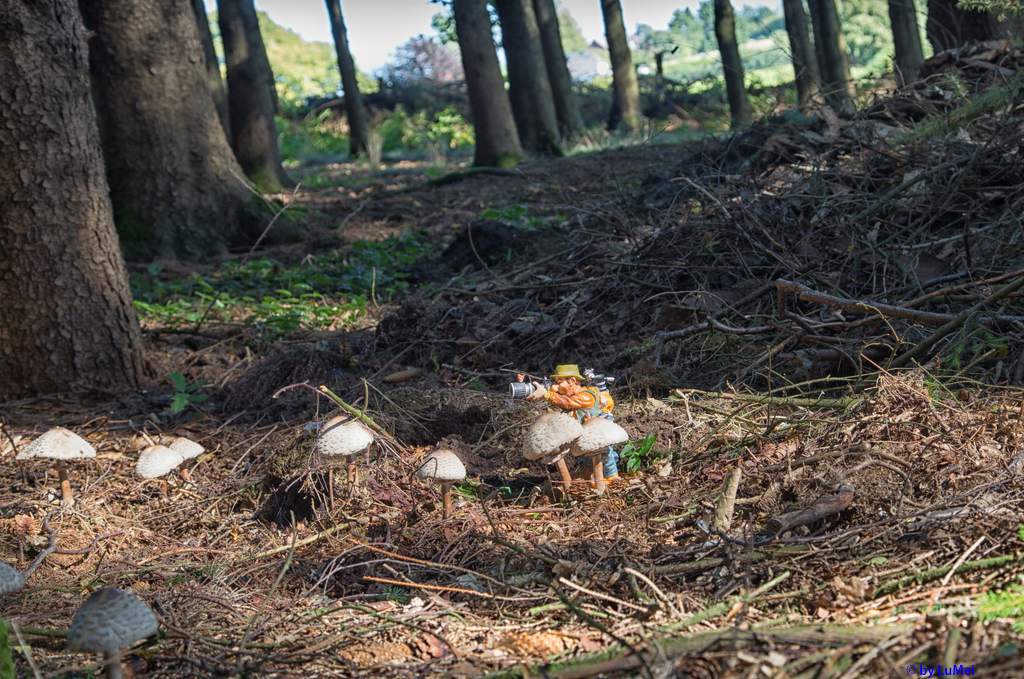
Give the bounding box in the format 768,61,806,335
495,0,562,155
0,0,146,399
713,0,753,128
888,0,925,86
452,0,524,167
192,0,230,139
533,0,584,140
600,0,641,132
219,0,290,191
782,0,822,110
925,0,1017,51
81,0,271,260
325,0,369,157
807,0,854,115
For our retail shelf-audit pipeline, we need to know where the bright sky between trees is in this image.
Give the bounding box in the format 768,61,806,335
234,0,781,72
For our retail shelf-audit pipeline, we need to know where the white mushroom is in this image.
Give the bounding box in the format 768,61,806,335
315,416,374,485
0,562,24,595
572,418,629,495
16,427,95,506
68,588,158,679
523,413,582,495
167,436,204,460
416,449,467,518
136,445,185,499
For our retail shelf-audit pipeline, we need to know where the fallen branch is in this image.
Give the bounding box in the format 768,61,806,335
672,388,861,409
765,484,854,535
712,467,742,532
872,552,1023,598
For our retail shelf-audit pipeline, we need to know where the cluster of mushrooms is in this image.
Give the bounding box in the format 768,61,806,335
524,412,629,496
1,562,156,679
14,426,205,506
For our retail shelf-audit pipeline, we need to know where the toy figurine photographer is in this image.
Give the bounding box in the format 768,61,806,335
514,364,620,481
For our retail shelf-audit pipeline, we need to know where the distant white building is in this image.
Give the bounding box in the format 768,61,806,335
566,40,610,81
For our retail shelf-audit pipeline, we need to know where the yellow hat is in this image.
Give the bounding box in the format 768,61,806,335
550,364,583,380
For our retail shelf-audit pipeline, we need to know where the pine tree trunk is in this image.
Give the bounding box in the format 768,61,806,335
782,0,822,110
192,0,230,139
219,0,290,192
325,0,370,157
601,0,641,132
713,0,753,128
533,0,583,140
925,0,1014,51
0,0,146,399
452,0,524,167
808,0,854,115
888,0,925,86
81,0,268,260
495,0,562,155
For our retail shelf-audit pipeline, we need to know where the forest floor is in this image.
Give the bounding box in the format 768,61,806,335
4,41,1024,678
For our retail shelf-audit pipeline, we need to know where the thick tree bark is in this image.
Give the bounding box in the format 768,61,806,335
219,0,290,191
782,0,822,110
925,0,1018,51
81,0,268,260
192,0,230,139
808,0,854,115
533,0,584,139
452,0,524,167
713,0,753,128
600,0,641,131
325,0,369,157
888,0,925,86
495,0,562,155
0,0,146,399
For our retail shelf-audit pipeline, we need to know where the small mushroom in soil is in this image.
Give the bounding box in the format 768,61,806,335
68,587,158,679
315,416,374,486
572,418,629,496
0,561,24,595
136,445,186,499
167,436,204,482
415,449,466,519
15,427,95,507
523,412,583,496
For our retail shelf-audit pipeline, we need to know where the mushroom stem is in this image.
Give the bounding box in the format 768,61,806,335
442,481,452,519
347,459,358,485
553,458,573,495
159,480,169,500
56,462,73,507
591,455,606,496
103,649,124,679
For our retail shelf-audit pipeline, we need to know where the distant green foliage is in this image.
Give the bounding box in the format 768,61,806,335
958,0,1024,18
0,619,13,679
376,106,474,154
277,113,350,164
559,8,590,54
132,233,427,337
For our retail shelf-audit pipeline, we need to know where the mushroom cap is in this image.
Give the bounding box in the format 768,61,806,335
572,418,629,456
523,412,583,461
67,588,158,654
315,416,374,457
0,562,24,594
15,427,95,461
167,436,204,460
416,449,466,482
136,445,185,479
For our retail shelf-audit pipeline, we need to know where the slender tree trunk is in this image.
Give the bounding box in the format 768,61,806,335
782,0,822,110
192,0,230,139
533,0,583,139
81,0,270,260
325,0,369,157
219,0,290,191
452,0,524,167
600,0,641,131
0,0,146,399
808,0,854,115
888,0,925,86
925,0,1015,51
713,0,753,128
495,0,562,155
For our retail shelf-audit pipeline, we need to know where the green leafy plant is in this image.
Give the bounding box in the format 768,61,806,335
980,585,1024,631
620,434,658,473
0,619,13,679
168,372,207,414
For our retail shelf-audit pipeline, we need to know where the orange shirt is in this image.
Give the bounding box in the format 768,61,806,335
544,387,598,412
